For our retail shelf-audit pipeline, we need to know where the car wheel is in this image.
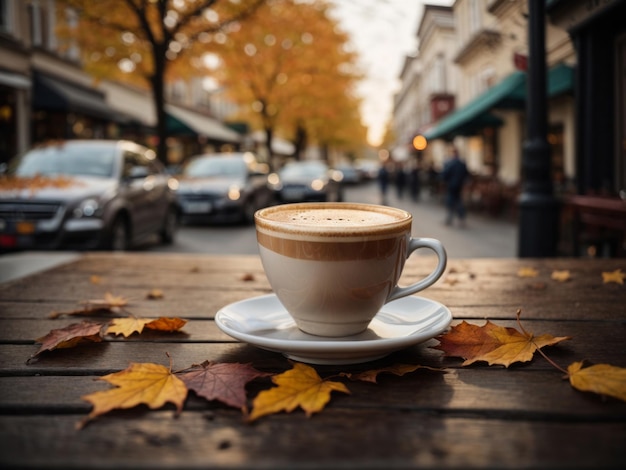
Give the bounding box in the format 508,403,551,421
107,216,129,251
160,206,178,245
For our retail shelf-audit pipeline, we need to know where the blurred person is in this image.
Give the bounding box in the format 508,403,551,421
395,161,407,199
441,146,469,227
408,159,420,202
377,160,391,204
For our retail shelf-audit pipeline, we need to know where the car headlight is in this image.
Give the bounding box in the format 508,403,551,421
228,186,241,201
310,179,325,191
73,198,103,218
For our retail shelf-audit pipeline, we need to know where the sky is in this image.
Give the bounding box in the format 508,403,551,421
328,0,453,147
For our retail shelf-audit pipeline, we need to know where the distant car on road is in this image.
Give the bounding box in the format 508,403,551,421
273,160,343,203
175,152,275,224
335,163,361,185
0,140,179,251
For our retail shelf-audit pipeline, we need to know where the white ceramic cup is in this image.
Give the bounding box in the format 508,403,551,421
255,202,447,337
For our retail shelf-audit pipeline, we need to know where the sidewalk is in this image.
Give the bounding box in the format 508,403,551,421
355,182,518,259
0,252,81,284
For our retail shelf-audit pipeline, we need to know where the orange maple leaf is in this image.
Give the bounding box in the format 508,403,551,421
248,362,350,421
79,361,188,429
106,317,187,337
341,363,443,383
178,361,271,410
433,311,571,367
517,267,539,278
31,321,104,360
567,361,626,402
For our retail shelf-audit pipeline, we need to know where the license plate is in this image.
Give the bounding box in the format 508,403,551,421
183,201,212,214
16,221,35,234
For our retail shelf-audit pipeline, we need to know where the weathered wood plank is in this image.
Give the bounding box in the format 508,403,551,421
0,412,624,469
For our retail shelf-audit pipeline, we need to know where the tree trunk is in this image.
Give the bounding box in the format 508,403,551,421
293,121,307,161
151,44,169,166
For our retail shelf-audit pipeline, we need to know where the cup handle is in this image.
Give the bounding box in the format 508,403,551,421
386,238,447,303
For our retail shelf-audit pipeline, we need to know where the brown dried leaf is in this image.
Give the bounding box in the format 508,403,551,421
240,273,255,282
145,317,187,332
49,292,129,319
31,321,104,358
146,288,164,299
341,363,443,383
106,317,187,337
568,361,626,402
178,361,271,410
79,362,188,429
249,362,350,421
433,312,571,367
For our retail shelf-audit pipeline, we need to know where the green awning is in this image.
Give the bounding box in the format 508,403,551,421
424,64,574,141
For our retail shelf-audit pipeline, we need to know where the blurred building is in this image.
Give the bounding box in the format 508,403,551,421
392,0,625,212
0,0,241,166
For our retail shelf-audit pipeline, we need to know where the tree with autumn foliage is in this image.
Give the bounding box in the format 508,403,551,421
209,0,366,163
55,0,265,165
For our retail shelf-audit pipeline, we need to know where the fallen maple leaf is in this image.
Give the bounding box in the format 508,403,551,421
178,361,271,410
106,317,187,337
567,361,626,402
49,292,129,319
248,362,350,421
551,270,571,282
341,363,443,383
518,267,539,278
433,311,571,367
602,269,625,285
146,288,164,299
79,361,187,429
240,273,255,282
31,321,104,359
90,275,103,284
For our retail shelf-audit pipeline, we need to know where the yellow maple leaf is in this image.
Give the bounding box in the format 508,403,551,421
106,318,152,337
602,269,625,285
518,267,539,278
551,270,571,282
568,361,626,402
248,362,350,421
434,311,572,368
79,362,187,429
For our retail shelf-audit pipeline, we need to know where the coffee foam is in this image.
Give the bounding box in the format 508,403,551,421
256,203,411,240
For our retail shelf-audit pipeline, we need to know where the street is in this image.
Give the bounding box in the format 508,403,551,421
0,180,518,284
146,179,518,258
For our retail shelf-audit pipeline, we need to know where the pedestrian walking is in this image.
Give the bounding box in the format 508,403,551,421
441,146,469,227
395,161,406,199
408,159,420,202
377,161,391,204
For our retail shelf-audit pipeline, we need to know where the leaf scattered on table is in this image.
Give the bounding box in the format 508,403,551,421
31,321,104,358
145,317,187,332
79,361,188,429
106,317,187,337
178,361,271,410
240,273,255,282
341,363,443,383
602,269,625,285
526,281,547,290
567,361,626,402
90,275,103,284
249,362,350,421
517,267,539,278
433,312,571,367
551,270,571,282
49,292,129,318
106,318,153,337
146,288,164,299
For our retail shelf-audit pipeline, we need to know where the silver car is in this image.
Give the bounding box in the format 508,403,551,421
176,152,275,224
0,140,179,251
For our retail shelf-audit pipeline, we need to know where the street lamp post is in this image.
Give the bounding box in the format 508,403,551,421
518,0,560,257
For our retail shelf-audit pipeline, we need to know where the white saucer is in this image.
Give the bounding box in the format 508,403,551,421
215,294,452,365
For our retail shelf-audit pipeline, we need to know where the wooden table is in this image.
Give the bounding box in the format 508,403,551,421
1,253,625,469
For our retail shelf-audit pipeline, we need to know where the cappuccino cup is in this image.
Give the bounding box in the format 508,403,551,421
254,202,447,337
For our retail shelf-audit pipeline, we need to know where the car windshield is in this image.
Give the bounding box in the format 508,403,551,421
10,144,116,178
280,162,327,179
183,157,246,178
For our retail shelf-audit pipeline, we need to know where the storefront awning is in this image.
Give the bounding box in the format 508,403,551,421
0,71,31,89
33,72,117,120
165,104,241,143
424,64,574,141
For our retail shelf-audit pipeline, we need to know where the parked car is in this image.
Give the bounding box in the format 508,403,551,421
273,160,343,203
335,163,361,184
0,140,179,252
175,152,275,224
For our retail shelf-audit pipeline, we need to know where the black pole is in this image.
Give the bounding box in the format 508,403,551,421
517,0,560,257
